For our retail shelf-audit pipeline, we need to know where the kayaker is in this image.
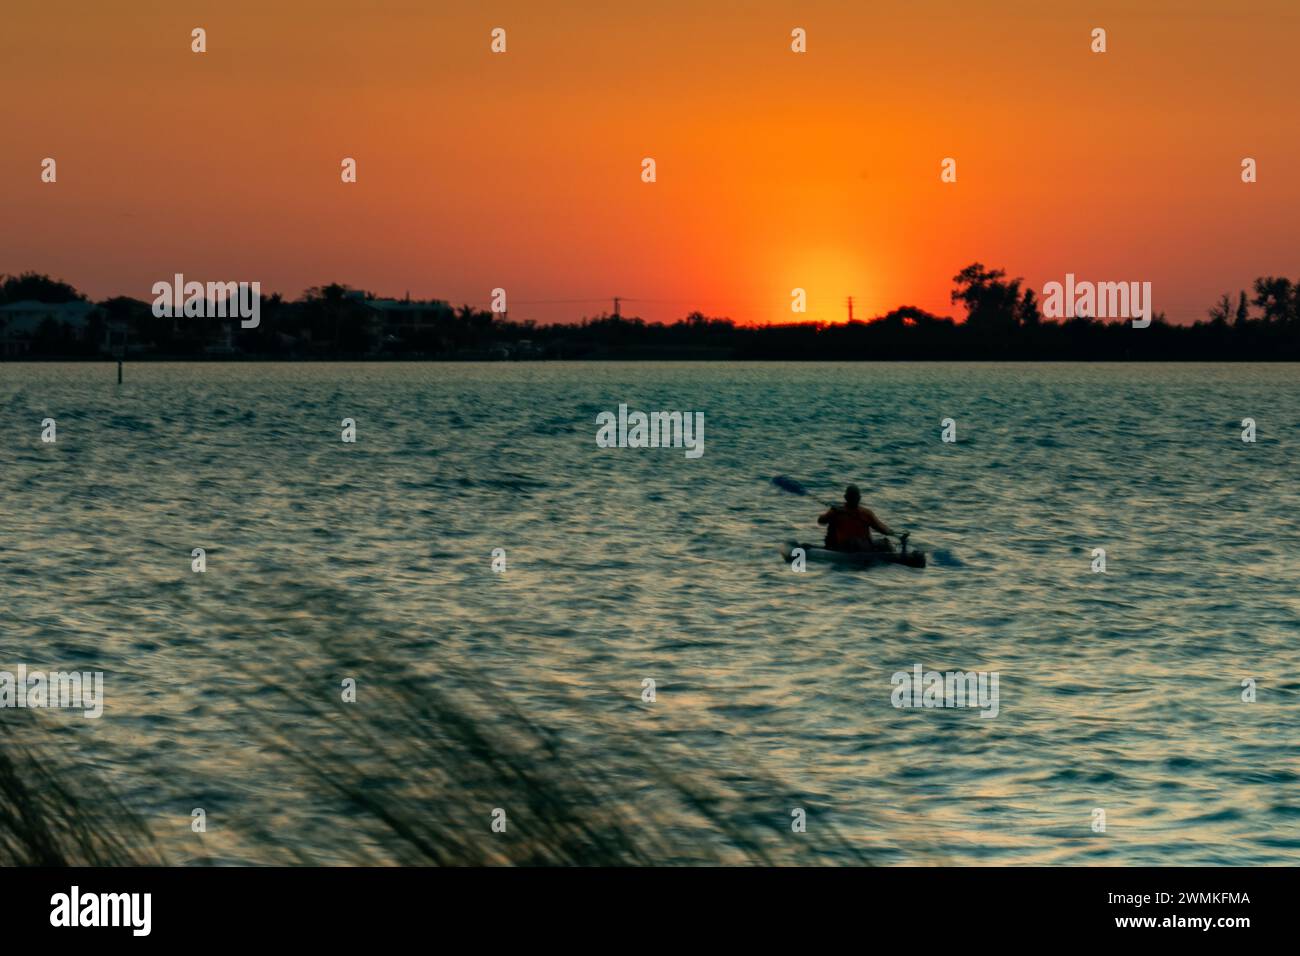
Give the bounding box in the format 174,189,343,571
818,485,895,552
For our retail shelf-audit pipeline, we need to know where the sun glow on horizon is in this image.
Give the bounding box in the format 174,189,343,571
1,1,1297,326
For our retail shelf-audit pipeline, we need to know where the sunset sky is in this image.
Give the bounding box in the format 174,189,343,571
2,0,1297,325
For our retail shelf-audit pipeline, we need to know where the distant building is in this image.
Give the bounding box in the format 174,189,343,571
103,319,130,356
0,300,101,356
203,321,237,356
364,298,453,350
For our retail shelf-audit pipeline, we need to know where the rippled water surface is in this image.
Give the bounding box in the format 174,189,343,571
3,362,1298,865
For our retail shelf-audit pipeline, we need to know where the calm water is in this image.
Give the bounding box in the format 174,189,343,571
3,362,1299,865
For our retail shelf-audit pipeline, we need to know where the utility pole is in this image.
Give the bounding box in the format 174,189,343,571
846,296,854,323
613,296,621,319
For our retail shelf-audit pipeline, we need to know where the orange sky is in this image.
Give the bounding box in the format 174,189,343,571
2,0,1297,325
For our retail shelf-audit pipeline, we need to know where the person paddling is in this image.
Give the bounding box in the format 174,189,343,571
817,484,895,552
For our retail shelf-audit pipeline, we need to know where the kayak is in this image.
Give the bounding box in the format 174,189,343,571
781,540,926,568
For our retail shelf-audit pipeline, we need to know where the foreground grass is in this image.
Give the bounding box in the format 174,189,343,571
0,716,163,866
2,642,869,866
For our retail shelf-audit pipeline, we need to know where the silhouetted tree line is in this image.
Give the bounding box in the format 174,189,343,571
4,266,1300,359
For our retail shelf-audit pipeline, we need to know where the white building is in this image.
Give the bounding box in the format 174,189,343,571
0,300,101,356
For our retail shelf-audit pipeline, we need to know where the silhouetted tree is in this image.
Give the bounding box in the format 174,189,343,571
1209,293,1233,327
951,263,1025,334
1018,288,1040,327
0,272,84,305
1252,277,1296,327
301,283,372,352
